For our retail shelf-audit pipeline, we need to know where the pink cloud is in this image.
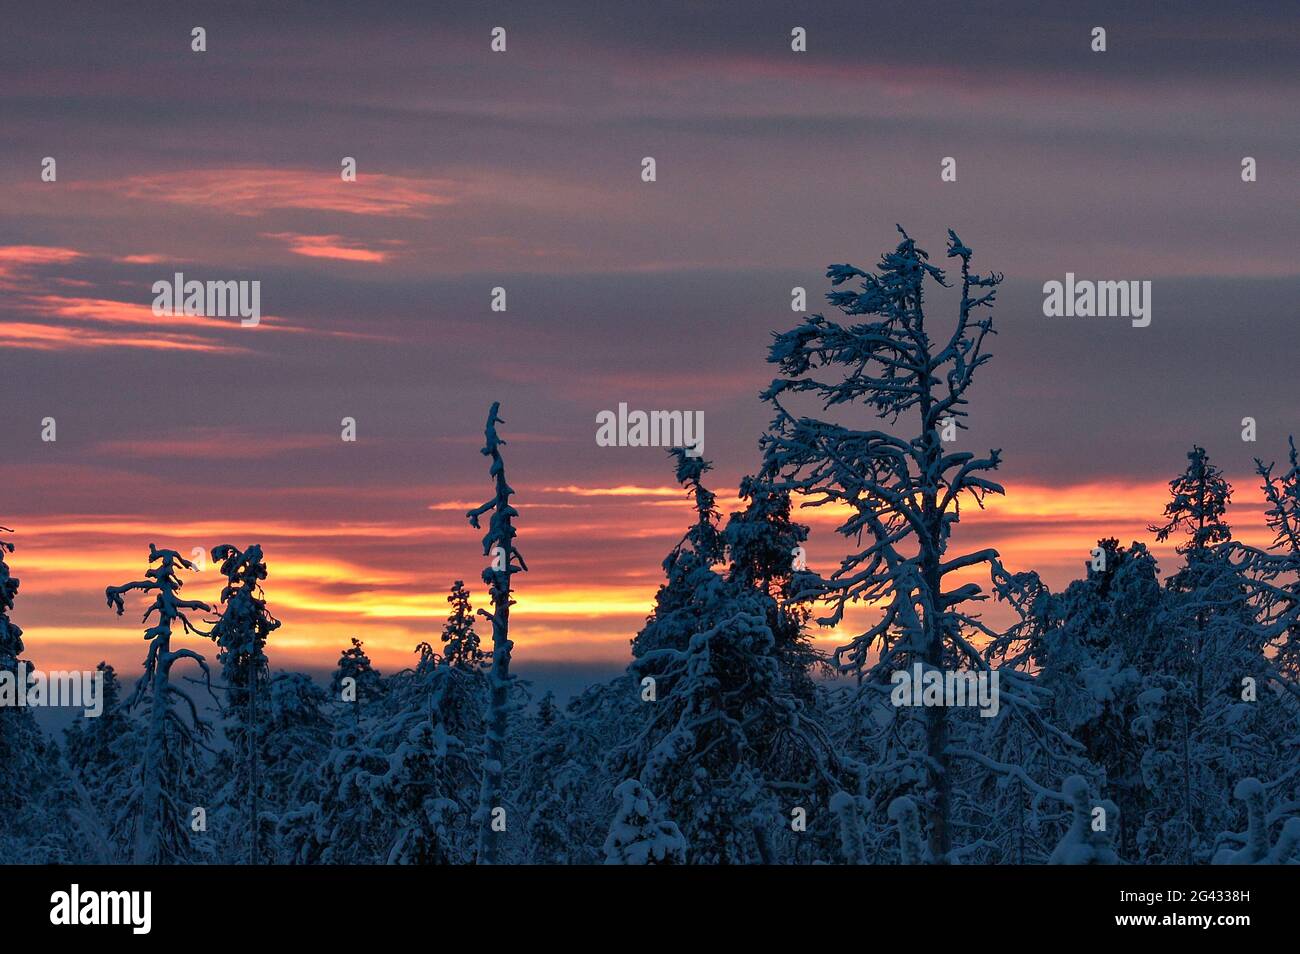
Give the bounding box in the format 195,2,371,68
0,320,241,353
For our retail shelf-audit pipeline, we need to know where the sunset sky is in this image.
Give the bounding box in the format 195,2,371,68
1,1,1297,689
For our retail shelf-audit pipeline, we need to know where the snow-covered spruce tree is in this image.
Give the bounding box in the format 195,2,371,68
356,640,486,864
465,401,527,864
723,475,821,694
987,540,1157,861
1147,447,1273,711
1140,447,1281,862
0,525,38,819
63,661,138,861
0,525,74,863
330,636,383,722
283,717,388,864
106,544,215,864
441,580,484,669
208,543,280,864
536,689,558,729
631,613,783,863
282,638,395,864
759,228,1009,861
339,601,490,865
631,449,728,658
615,450,845,863
518,676,643,865
259,671,331,862
603,779,687,865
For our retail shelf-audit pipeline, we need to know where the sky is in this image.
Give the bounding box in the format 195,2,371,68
1,1,1297,685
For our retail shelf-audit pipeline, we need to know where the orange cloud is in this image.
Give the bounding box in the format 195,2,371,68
0,293,276,353
109,168,454,218
263,232,393,263
0,245,84,286
542,484,686,498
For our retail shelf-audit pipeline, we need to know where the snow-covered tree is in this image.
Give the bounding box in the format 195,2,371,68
624,602,845,863
759,228,1006,860
0,524,36,818
988,540,1156,860
441,580,484,669
613,449,847,862
106,544,215,864
465,401,528,864
209,543,280,863
0,525,75,863
632,449,728,658
1246,437,1300,684
517,676,642,865
1141,448,1283,862
330,636,383,721
723,475,821,691
1212,777,1300,864
362,650,485,864
536,690,558,730
603,779,687,865
1048,776,1119,865
63,662,137,861
259,671,331,861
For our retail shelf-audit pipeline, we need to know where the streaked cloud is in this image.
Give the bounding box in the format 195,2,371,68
263,232,396,263
108,168,454,218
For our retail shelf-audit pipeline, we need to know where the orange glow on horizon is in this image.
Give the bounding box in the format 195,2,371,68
4,474,1280,678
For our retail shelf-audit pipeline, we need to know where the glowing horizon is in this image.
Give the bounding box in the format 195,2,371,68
4,472,1281,678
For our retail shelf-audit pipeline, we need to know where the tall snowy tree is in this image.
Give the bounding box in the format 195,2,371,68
106,544,215,864
0,525,36,818
759,228,1006,861
1138,447,1294,862
632,449,728,658
465,401,527,864
208,543,281,863
722,474,820,692
616,454,845,863
0,524,72,863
